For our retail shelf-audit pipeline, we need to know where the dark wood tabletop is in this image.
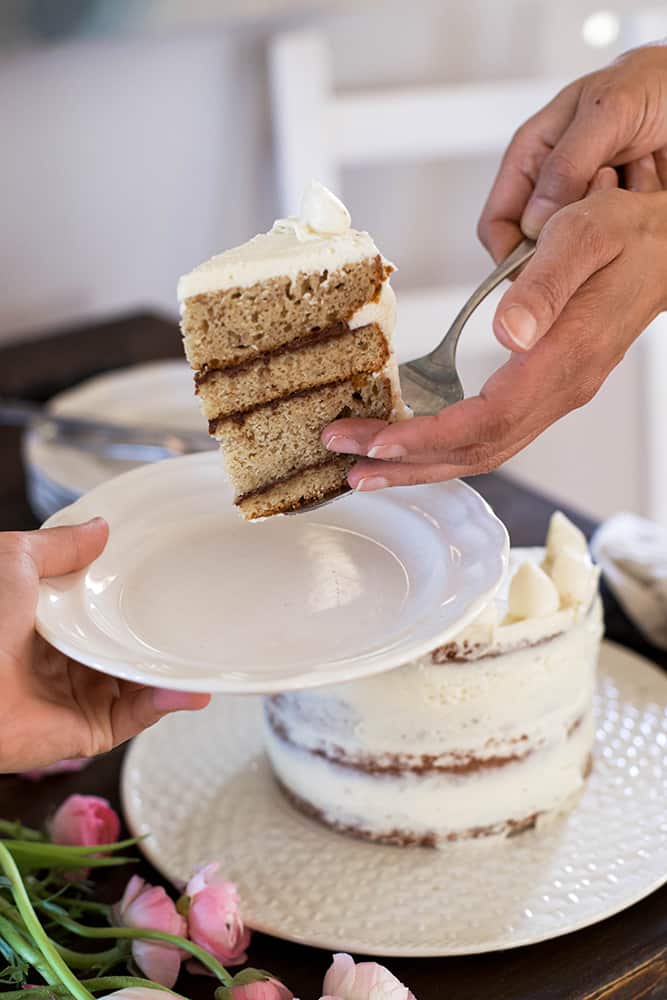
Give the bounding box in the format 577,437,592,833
1,313,666,1000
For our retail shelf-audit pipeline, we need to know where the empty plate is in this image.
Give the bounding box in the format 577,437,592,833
37,452,508,693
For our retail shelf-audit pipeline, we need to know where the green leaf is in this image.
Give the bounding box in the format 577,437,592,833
231,968,273,985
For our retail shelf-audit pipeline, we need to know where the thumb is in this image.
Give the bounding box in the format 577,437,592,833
27,518,109,578
110,687,211,747
494,200,622,352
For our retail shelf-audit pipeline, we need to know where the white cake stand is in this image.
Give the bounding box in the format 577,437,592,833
122,641,667,956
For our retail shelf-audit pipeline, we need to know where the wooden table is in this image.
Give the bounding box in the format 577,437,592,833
1,314,666,1000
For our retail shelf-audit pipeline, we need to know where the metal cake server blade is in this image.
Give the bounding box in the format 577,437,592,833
0,398,214,461
398,236,536,415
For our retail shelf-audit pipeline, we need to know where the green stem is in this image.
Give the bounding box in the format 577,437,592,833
0,912,57,986
39,900,233,986
58,899,112,917
0,975,186,998
3,837,139,872
0,820,44,842
0,842,95,1000
7,837,138,854
0,895,124,973
56,942,127,970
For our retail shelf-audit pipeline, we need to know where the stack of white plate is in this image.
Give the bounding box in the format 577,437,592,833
23,361,204,521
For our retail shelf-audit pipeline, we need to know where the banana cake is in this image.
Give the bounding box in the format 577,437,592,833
178,181,409,518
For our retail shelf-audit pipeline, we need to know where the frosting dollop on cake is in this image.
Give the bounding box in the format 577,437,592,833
264,512,603,844
277,180,353,239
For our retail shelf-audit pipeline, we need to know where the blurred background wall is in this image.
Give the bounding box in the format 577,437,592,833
2,0,667,520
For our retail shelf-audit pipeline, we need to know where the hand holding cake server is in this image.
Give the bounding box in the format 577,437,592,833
324,43,667,492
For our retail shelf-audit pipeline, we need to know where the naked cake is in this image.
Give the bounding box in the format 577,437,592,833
178,182,409,518
263,513,603,845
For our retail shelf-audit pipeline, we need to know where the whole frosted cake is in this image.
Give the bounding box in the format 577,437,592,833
178,181,408,519
264,513,603,845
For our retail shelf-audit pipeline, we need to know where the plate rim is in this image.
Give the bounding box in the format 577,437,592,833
36,453,509,694
121,640,667,957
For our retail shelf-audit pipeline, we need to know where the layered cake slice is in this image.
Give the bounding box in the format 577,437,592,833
264,513,603,845
178,182,409,518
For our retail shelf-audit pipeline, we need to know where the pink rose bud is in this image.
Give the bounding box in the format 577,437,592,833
19,758,90,781
230,980,294,1000
322,953,417,1000
50,794,120,848
112,875,187,988
185,862,251,967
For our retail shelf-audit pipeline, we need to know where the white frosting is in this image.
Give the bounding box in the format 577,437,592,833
348,285,412,423
452,514,597,655
551,547,600,608
544,511,588,572
508,561,560,620
265,710,595,843
348,281,396,333
177,182,383,301
292,180,351,237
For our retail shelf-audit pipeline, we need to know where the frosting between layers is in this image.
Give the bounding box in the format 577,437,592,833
178,181,386,301
348,284,411,422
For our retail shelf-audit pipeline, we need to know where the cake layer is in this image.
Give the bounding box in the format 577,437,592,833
237,457,352,519
265,597,602,768
212,376,392,497
196,322,389,420
181,257,386,370
264,708,595,846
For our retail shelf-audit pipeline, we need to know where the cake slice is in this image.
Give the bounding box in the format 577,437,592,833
178,181,409,518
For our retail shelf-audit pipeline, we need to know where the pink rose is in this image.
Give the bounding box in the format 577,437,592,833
19,758,90,781
185,862,251,967
230,980,294,1000
321,953,417,1000
112,875,187,988
50,794,120,847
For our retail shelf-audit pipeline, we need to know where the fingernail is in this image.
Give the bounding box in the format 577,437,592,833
368,444,406,460
500,305,538,350
355,476,389,492
521,196,556,238
85,517,106,527
153,689,194,713
324,434,363,455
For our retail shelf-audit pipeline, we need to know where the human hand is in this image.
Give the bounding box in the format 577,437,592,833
322,188,667,489
0,519,210,773
478,43,667,261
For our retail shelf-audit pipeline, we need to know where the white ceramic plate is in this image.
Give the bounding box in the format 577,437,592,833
36,452,508,694
24,360,204,504
122,642,667,956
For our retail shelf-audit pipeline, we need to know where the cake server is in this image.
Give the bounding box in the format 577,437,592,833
397,236,536,415
288,236,536,515
0,398,214,461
